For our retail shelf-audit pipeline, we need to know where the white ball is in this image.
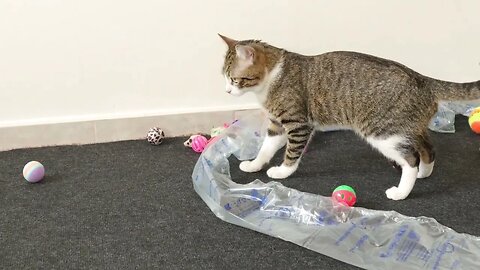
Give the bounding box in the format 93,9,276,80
147,127,165,145
23,161,45,183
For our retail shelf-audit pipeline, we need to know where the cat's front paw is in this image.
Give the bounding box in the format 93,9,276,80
239,160,263,173
385,186,409,200
266,165,296,179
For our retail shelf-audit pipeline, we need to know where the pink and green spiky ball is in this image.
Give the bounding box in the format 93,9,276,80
332,185,357,206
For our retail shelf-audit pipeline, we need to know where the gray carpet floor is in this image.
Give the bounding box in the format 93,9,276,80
1,116,479,270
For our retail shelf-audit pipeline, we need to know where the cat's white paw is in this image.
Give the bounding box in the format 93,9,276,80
385,186,408,200
417,161,434,179
239,160,263,173
266,165,296,179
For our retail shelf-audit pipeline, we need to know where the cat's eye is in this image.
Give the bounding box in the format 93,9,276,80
231,77,256,85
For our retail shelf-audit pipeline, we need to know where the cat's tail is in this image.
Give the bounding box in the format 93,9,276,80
427,77,480,101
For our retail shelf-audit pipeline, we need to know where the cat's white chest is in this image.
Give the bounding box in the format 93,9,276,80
254,62,284,105
255,89,269,105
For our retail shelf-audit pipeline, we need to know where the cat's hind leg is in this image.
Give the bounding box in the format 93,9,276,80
240,120,287,173
417,133,435,179
366,135,419,200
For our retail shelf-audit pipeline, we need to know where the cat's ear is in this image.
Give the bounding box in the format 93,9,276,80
218,34,237,48
235,45,255,62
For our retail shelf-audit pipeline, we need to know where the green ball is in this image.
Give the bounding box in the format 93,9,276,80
333,185,356,195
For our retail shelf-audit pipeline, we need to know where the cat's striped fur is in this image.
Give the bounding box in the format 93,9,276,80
219,34,480,200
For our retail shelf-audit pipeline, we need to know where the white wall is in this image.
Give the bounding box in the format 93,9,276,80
1,0,479,127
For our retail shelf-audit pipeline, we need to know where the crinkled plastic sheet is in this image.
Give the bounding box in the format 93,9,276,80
429,101,480,133
192,112,480,270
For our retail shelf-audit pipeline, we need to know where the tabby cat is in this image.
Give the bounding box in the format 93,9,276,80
219,34,480,200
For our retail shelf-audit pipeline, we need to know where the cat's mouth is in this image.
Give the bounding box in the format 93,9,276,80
227,89,244,97
226,86,246,96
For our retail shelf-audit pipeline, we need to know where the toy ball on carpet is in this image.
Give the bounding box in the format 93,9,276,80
147,127,165,145
210,126,226,138
210,123,230,137
332,185,357,207
468,107,480,134
184,135,200,147
210,120,238,138
191,135,208,153
23,161,45,183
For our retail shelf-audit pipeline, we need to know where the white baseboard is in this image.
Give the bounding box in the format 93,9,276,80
0,108,262,152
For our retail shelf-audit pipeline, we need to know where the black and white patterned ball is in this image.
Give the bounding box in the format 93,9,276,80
147,127,165,145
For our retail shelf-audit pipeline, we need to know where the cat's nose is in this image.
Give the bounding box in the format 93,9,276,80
226,89,232,93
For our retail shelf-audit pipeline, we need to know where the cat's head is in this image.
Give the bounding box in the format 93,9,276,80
219,34,268,96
